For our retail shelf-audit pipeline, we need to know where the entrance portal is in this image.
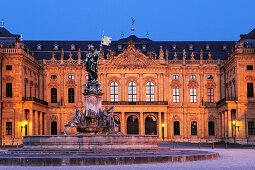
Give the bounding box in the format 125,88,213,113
51,121,57,135
127,115,139,134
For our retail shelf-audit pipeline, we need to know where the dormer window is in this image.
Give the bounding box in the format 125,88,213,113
54,44,59,50
223,44,227,50
71,44,75,50
189,44,193,51
142,45,146,51
245,42,251,48
37,44,42,50
118,45,122,51
205,44,210,51
172,44,177,50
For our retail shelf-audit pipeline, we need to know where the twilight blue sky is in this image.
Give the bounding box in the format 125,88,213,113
0,0,254,41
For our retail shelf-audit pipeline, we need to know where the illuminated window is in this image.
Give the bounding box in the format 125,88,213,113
207,75,213,79
190,88,197,103
54,44,59,50
172,44,177,50
173,88,179,103
128,82,136,102
71,44,75,50
37,44,42,50
190,75,196,79
207,88,214,103
146,82,154,102
68,75,74,79
110,82,118,102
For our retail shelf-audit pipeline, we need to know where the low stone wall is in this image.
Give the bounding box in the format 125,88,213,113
22,134,158,149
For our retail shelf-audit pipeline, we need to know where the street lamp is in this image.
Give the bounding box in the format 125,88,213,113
162,123,165,141
21,121,28,135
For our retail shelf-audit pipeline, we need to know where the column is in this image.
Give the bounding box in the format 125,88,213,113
227,110,232,138
43,112,47,135
28,109,33,135
164,112,168,139
219,112,222,138
222,111,225,138
158,112,162,139
121,112,125,134
39,111,43,135
34,110,39,135
140,112,144,135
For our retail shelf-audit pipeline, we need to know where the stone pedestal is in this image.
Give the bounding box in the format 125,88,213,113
84,93,103,116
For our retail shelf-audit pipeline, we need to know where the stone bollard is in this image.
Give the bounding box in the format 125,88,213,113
252,143,254,149
225,143,228,149
173,142,175,149
212,143,214,149
198,142,201,149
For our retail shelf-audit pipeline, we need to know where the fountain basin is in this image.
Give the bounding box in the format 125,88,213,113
22,134,158,149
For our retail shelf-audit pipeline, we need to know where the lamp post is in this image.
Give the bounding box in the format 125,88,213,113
232,121,240,143
21,121,28,136
162,123,165,141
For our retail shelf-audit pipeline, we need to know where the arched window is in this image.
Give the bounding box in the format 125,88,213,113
128,82,136,102
191,121,197,135
110,82,118,102
51,88,57,103
146,82,154,102
68,88,74,103
145,115,157,135
208,121,215,136
174,121,180,135
127,115,139,134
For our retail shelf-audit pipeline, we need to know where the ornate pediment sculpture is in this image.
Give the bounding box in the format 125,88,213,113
205,80,216,88
170,79,182,88
188,80,199,88
104,42,162,69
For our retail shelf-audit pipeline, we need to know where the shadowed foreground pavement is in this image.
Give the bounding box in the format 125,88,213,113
0,143,255,169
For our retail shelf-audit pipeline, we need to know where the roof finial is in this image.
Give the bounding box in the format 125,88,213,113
121,32,124,38
146,32,149,38
20,33,23,41
131,17,135,35
1,19,4,28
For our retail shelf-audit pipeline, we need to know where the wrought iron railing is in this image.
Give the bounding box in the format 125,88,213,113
216,97,238,105
22,97,48,106
102,101,168,105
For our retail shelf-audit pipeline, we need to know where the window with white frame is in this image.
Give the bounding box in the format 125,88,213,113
189,44,193,50
173,88,179,103
190,88,197,103
207,88,214,103
146,82,154,102
110,82,118,102
205,44,210,50
128,82,136,102
118,45,122,51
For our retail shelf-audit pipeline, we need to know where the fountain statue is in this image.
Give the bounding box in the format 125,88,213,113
65,44,119,134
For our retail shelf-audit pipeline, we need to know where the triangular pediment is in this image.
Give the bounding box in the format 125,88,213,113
102,43,163,69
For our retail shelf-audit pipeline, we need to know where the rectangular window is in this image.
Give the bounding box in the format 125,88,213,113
191,121,197,135
35,88,36,98
6,83,12,97
68,88,75,103
6,65,12,70
30,87,32,97
190,75,196,79
173,88,179,103
51,88,57,103
190,88,197,103
174,121,180,135
207,88,214,103
247,65,253,70
6,122,12,135
248,121,255,135
247,83,254,97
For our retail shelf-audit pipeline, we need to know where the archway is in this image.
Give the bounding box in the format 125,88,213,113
127,115,139,134
51,121,57,135
145,115,157,135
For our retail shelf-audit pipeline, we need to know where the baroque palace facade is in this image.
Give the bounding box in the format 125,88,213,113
0,24,255,145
